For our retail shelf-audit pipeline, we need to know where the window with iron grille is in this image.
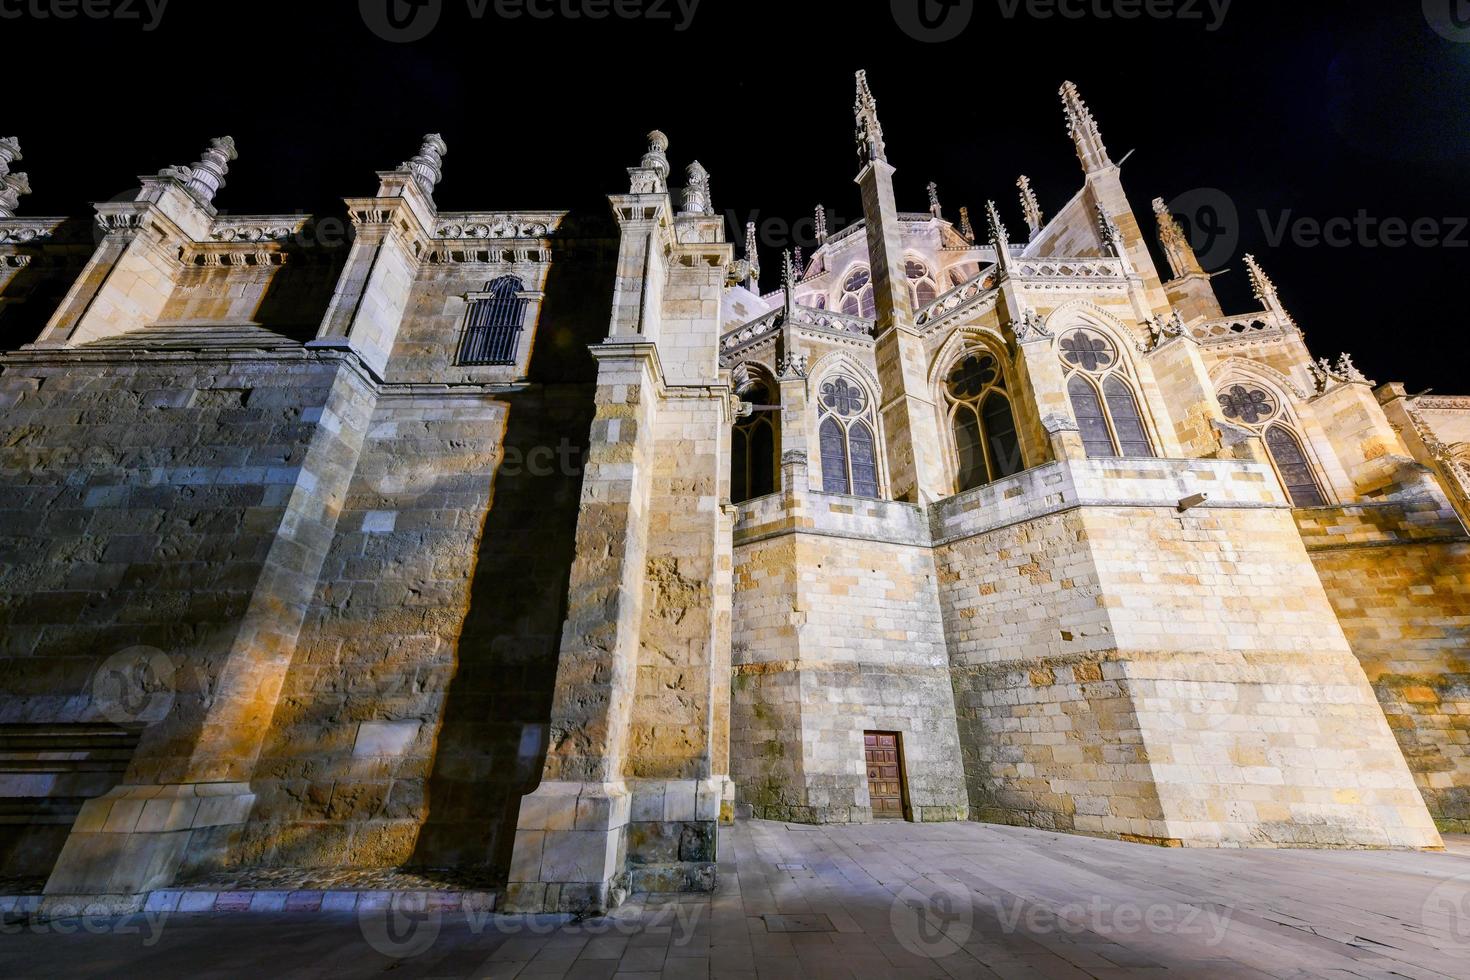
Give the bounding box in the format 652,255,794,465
456,276,527,365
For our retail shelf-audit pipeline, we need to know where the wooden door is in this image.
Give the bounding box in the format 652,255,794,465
864,731,906,819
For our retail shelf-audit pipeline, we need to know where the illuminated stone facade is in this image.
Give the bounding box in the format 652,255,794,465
1,75,1467,915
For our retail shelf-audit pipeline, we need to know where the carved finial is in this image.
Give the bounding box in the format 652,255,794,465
781,250,797,319
1017,175,1044,239
160,136,238,207
1060,81,1112,175
681,161,713,216
1244,254,1276,302
400,134,448,197
958,206,974,242
0,137,27,219
0,137,20,180
740,218,764,287
629,130,670,194
814,203,828,245
0,171,31,219
927,181,942,219
986,200,1011,275
1153,197,1205,279
793,247,804,279
985,200,1009,251
854,70,887,166
1095,204,1124,256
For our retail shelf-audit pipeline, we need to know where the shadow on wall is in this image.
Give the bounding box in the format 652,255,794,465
0,217,93,351
409,208,617,878
251,218,352,343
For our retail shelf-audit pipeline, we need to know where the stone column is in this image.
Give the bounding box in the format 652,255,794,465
505,341,658,914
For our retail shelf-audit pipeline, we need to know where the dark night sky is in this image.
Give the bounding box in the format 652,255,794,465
6,0,1468,392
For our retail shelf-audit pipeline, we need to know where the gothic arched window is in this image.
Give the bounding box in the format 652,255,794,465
905,258,938,310
837,266,876,319
1059,327,1154,459
944,351,1024,491
817,376,880,498
457,276,527,365
732,379,780,503
1216,381,1327,507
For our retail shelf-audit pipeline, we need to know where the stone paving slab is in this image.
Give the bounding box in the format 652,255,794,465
4,819,1470,978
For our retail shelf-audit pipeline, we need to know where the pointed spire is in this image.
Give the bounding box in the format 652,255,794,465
958,206,974,243
985,200,1010,251
1060,81,1112,175
1152,197,1204,279
927,181,942,219
0,137,29,219
986,200,1011,276
402,134,448,197
781,249,797,318
854,70,887,166
1017,175,1044,239
743,220,760,289
793,247,804,280
1244,254,1285,312
814,203,828,245
159,136,238,207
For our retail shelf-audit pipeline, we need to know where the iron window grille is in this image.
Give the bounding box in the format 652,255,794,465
456,276,528,366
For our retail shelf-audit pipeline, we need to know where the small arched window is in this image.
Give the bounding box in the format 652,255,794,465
1059,327,1154,458
837,266,876,319
905,259,938,310
944,351,1024,491
1217,381,1328,507
457,276,527,365
1265,425,1327,507
732,380,780,503
817,376,881,498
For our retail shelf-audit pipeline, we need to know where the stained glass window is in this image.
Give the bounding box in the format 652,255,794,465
945,351,1024,491
1069,375,1117,458
820,416,850,495
732,381,779,503
1265,424,1326,507
1103,376,1154,458
817,375,881,499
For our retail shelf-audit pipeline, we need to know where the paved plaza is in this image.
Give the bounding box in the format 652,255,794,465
5,820,1470,978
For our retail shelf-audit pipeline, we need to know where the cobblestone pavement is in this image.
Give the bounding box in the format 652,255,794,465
5,820,1470,979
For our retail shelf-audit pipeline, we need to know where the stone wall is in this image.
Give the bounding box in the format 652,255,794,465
933,456,1442,848
731,482,967,824
0,347,373,878
1298,501,1470,832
